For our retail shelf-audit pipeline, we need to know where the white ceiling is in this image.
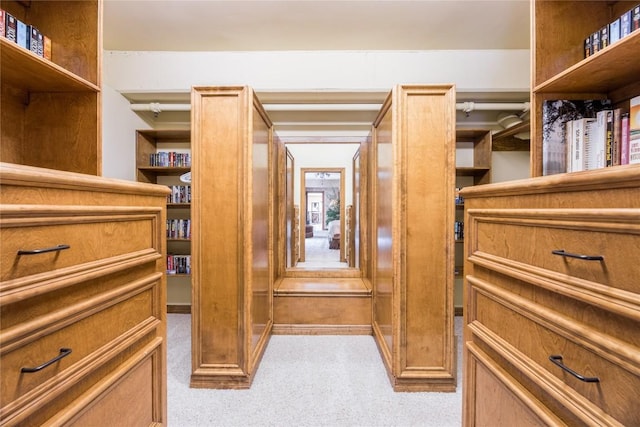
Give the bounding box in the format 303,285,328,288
103,0,531,134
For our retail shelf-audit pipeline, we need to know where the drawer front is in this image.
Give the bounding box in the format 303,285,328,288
467,209,640,294
0,206,163,282
0,273,162,421
468,276,640,426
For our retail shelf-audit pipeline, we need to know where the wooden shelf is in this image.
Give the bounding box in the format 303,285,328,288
137,166,191,174
455,167,490,176
534,32,640,95
167,203,191,208
1,38,99,92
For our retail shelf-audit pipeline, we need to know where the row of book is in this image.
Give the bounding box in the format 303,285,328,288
167,185,191,204
150,151,191,167
167,255,191,275
0,9,51,59
167,219,191,240
585,4,639,57
542,96,640,175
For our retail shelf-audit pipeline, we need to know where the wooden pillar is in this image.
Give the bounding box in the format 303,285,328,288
370,84,457,391
190,86,273,389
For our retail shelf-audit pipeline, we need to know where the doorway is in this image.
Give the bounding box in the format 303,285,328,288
298,168,346,267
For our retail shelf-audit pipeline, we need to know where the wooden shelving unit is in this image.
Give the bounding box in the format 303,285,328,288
136,128,192,313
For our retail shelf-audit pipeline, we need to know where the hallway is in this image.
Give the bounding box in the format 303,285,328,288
167,314,463,426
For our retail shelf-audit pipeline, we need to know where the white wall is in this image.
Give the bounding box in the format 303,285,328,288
102,83,150,180
286,144,360,206
102,49,531,181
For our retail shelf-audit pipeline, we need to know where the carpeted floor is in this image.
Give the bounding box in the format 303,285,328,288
297,229,347,269
167,314,463,426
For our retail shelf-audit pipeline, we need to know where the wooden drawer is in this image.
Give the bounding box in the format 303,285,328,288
0,273,162,424
0,205,163,282
467,209,640,294
467,276,640,426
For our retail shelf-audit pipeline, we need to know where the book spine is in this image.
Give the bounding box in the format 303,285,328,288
28,25,39,54
16,18,27,49
630,95,640,165
5,12,16,42
610,17,621,44
565,120,573,172
0,9,5,37
612,108,622,166
633,5,640,31
584,36,591,58
605,110,613,167
621,10,632,37
621,113,630,165
599,24,609,49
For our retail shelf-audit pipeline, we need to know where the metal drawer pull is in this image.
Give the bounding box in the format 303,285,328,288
21,348,72,373
549,355,599,383
17,244,70,255
551,249,603,261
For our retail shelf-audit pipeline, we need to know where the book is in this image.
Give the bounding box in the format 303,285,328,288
604,109,614,167
5,12,16,42
621,9,632,38
612,108,622,166
542,99,611,175
591,30,600,54
610,17,621,44
585,113,607,170
16,18,27,49
600,24,609,49
27,25,39,54
630,95,640,165
0,9,5,37
633,5,640,31
584,36,592,57
569,118,595,172
621,113,630,165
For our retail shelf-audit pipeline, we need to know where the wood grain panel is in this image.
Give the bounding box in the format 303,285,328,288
192,89,242,368
372,95,394,356
402,87,455,373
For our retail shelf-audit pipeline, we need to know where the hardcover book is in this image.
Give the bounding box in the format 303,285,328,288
621,113,630,165
621,10,632,37
16,18,27,49
610,17,621,44
542,99,611,175
5,12,16,42
600,24,609,49
630,95,640,165
27,25,39,54
633,5,640,31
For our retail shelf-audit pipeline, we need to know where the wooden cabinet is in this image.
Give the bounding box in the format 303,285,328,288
461,168,640,426
530,0,640,177
0,1,169,423
462,1,640,424
370,84,457,392
0,0,101,175
0,163,169,425
136,129,192,313
190,86,274,389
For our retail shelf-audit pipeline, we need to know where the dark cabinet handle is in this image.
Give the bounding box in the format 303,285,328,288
549,355,599,383
551,249,603,261
21,348,72,373
17,244,70,255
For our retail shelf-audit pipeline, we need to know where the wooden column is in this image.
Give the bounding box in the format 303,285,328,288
190,86,273,389
370,84,457,391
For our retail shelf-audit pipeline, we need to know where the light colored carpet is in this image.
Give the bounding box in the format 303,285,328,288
167,314,463,426
297,229,347,269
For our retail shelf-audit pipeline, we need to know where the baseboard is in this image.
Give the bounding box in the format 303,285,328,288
167,304,191,314
272,324,372,335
